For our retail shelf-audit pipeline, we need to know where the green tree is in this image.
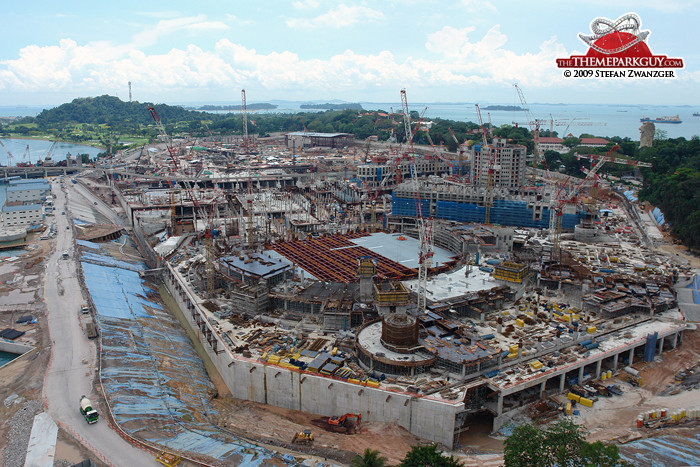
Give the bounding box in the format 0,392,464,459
563,136,581,148
398,444,462,467
504,420,629,467
351,448,387,467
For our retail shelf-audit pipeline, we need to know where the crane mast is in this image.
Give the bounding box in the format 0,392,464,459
0,140,16,167
475,104,494,224
148,107,217,296
401,89,432,312
242,89,249,158
513,83,541,171
550,144,627,261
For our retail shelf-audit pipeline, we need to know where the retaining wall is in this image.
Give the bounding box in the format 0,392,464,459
163,263,464,448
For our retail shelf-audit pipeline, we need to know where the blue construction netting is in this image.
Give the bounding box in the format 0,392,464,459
83,251,283,465
623,190,638,202
652,207,665,226
399,198,586,229
76,239,101,250
644,332,658,362
686,274,700,304
392,197,430,217
81,261,157,319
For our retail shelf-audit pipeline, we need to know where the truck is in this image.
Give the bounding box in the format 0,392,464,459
85,320,98,339
80,303,90,314
79,396,99,424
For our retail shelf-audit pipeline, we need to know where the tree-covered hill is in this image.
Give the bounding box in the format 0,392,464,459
32,95,213,128
638,136,700,250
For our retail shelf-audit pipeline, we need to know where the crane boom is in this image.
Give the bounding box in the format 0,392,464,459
513,83,542,170
550,144,621,260
149,106,217,295
0,140,16,167
475,104,495,224
242,89,249,158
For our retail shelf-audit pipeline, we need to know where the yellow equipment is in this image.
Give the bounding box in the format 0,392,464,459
292,429,314,444
155,451,181,467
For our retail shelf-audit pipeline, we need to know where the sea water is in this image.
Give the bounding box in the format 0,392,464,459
0,138,103,167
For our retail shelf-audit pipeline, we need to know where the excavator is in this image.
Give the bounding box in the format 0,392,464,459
328,413,362,433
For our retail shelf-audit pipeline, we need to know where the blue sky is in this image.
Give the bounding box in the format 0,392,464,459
1,1,698,106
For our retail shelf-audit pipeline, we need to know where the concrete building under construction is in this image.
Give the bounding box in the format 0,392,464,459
90,128,693,453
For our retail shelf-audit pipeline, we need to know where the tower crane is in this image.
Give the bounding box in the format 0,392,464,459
242,89,249,158
513,83,543,171
0,140,16,166
448,127,468,178
149,107,218,296
548,144,649,261
475,104,495,224
401,89,433,312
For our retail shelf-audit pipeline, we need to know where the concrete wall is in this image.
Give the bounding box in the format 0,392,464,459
163,263,464,448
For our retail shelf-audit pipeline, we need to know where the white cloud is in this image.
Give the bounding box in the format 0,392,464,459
131,15,229,48
1,22,694,103
286,4,383,29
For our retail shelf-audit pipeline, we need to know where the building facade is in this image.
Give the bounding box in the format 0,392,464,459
2,204,43,226
470,138,526,188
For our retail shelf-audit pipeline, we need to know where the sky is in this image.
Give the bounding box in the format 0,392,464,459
1,0,699,107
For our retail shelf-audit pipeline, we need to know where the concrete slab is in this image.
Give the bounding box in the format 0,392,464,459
24,412,58,467
350,232,455,269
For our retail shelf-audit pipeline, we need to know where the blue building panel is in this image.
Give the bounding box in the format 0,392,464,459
404,198,584,229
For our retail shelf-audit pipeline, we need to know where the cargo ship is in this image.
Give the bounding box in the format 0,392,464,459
639,115,682,124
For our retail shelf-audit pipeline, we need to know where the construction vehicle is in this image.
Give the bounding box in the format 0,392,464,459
79,396,99,424
155,451,181,466
292,429,314,444
85,320,99,339
328,413,362,428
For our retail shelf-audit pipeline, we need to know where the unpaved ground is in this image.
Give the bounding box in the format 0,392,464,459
581,327,700,443
210,397,423,465
0,240,103,467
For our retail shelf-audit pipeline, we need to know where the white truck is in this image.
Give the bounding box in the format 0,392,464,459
79,396,99,424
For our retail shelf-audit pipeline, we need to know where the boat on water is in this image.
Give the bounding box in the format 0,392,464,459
639,115,682,124
693,112,699,117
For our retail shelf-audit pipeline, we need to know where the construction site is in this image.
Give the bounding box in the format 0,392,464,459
9,89,696,465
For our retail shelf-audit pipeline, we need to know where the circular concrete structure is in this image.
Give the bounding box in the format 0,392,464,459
381,313,419,353
0,228,27,243
356,320,435,376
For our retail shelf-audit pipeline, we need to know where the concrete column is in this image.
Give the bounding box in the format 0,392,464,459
595,360,602,379
461,364,466,378
497,393,504,416
673,332,678,349
613,353,619,370
657,335,664,355
578,366,584,384
628,348,634,366
559,373,566,393
540,380,546,398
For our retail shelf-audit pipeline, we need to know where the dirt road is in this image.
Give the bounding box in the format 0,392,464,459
43,178,155,466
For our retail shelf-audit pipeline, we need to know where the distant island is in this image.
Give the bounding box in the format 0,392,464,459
300,103,364,111
481,105,524,111
192,103,278,111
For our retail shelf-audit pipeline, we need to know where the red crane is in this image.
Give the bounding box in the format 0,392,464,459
149,106,218,295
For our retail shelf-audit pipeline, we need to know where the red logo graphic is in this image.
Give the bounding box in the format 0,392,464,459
557,13,683,69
